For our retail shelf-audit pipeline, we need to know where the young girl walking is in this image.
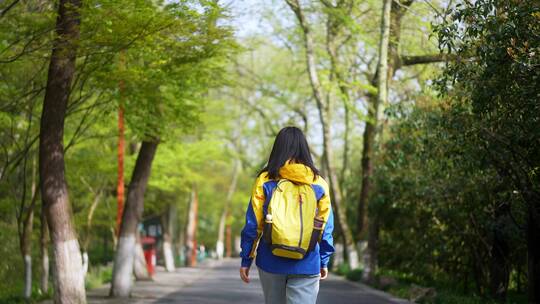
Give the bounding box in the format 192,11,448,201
239,126,335,304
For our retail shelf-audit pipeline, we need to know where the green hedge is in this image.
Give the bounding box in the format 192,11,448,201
333,264,527,304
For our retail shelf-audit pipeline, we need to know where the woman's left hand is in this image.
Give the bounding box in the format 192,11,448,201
240,267,251,283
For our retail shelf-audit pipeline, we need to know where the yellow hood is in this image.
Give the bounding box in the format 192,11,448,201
278,163,315,184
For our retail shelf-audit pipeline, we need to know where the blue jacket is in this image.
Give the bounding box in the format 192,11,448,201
240,163,335,275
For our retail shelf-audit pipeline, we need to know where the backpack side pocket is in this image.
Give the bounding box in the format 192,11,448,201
263,214,273,244
307,217,324,252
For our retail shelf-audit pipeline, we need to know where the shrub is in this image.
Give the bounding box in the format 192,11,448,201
334,263,350,276
85,264,113,290
345,268,363,282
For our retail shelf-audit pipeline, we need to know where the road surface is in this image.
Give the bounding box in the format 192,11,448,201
81,258,409,304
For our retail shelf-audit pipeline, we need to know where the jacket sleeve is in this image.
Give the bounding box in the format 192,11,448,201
320,208,335,268
239,174,266,267
317,178,335,268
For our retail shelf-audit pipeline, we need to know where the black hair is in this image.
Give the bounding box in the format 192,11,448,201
259,126,319,180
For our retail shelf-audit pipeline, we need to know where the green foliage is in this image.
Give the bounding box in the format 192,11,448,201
373,98,527,294
83,0,238,140
85,264,113,290
365,1,537,301
436,0,540,193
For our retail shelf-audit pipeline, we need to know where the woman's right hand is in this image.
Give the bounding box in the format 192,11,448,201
240,267,250,283
320,267,328,280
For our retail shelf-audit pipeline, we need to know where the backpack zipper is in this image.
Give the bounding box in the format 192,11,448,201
298,193,303,247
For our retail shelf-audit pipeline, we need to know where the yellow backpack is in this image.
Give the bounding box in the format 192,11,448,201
263,179,324,259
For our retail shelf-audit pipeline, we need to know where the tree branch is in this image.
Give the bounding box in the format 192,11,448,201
400,53,457,66
0,0,20,18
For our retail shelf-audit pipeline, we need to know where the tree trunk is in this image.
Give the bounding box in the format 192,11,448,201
323,5,352,194
362,215,380,284
225,220,232,258
489,224,510,301
185,186,198,267
528,200,540,303
110,140,159,297
323,118,358,269
216,210,226,259
133,234,150,280
354,0,415,281
234,235,242,256
39,0,85,302
333,242,344,268
81,189,102,277
340,105,351,186
218,159,240,259
162,204,177,272
40,210,49,295
356,96,378,238
81,252,89,277
176,214,186,266
22,208,34,300
469,235,488,295
285,0,359,269
20,155,37,299
162,241,175,271
359,0,392,283
357,0,413,234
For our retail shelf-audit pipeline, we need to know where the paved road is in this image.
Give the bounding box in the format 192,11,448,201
83,259,408,304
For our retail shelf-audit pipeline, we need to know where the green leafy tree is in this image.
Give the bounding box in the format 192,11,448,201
435,0,539,301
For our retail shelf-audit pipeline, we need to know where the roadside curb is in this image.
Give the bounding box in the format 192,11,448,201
328,274,411,304
39,259,227,303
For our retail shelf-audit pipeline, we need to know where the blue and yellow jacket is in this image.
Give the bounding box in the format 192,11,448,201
240,163,335,275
